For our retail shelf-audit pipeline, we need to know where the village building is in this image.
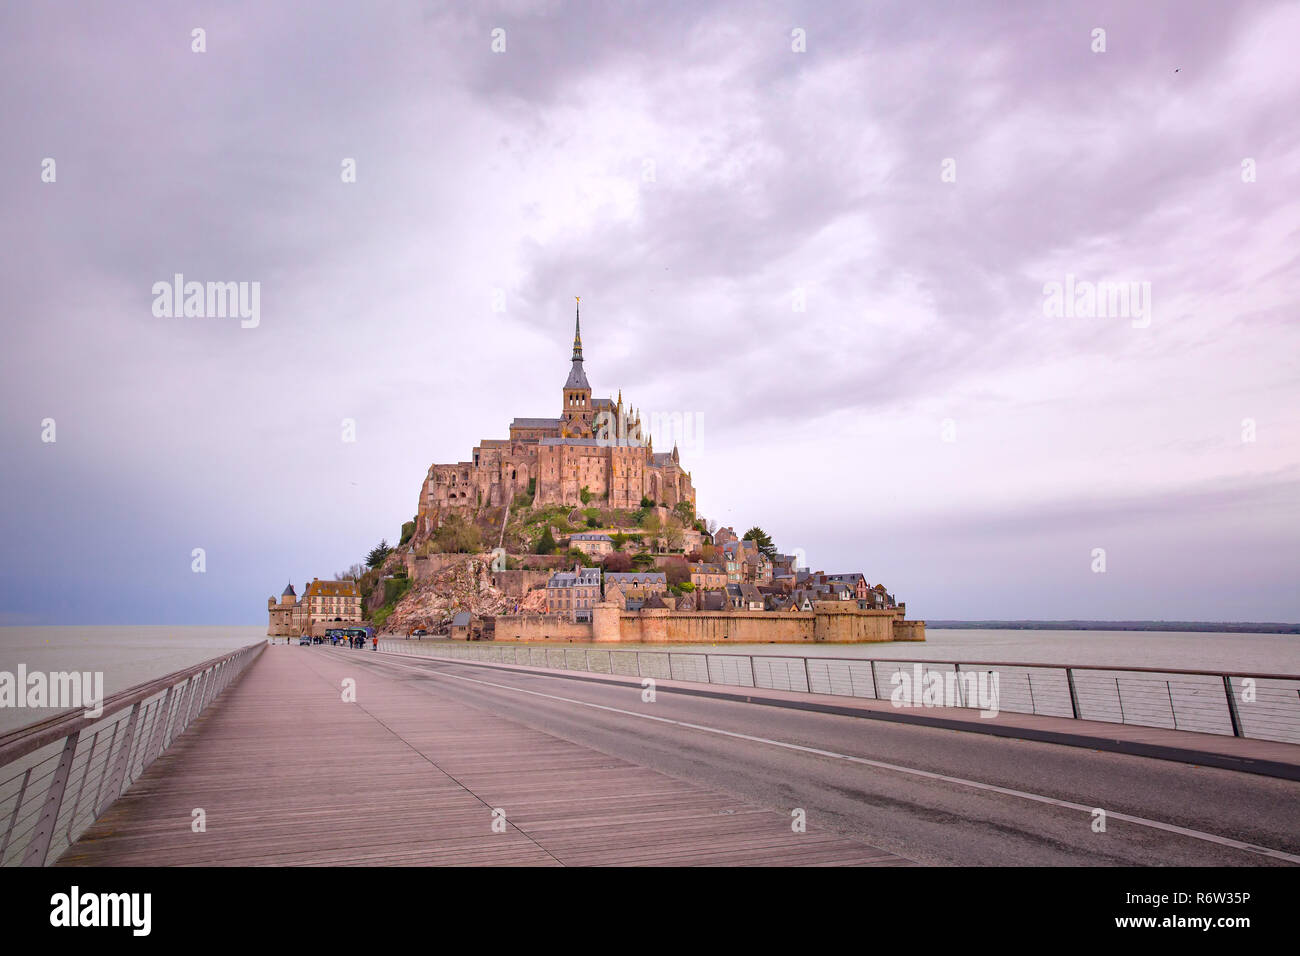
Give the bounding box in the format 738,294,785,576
266,583,308,636
688,562,727,590
569,532,614,557
546,565,602,622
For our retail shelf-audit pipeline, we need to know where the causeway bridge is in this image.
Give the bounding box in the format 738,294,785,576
2,640,1298,867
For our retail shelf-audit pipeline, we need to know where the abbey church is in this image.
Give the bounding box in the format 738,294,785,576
416,302,696,535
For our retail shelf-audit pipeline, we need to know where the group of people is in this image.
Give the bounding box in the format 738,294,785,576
282,634,378,650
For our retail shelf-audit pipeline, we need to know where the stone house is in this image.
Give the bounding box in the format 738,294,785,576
546,565,603,622
569,533,614,557
688,562,726,590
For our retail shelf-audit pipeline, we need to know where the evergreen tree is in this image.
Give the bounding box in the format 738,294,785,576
742,526,777,558
366,539,392,568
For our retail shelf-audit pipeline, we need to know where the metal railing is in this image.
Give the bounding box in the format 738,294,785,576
378,640,1300,745
0,641,264,867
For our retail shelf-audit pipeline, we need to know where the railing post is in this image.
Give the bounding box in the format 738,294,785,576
63,730,101,842
98,702,141,817
144,686,175,765
90,722,120,817
1066,667,1081,719
869,659,877,699
1,767,32,862
201,664,221,709
22,731,80,866
1223,675,1244,737
953,663,964,708
183,672,204,728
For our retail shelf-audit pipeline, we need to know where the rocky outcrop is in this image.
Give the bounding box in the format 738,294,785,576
381,554,544,633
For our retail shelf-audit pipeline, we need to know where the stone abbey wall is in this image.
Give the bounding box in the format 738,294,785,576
491,616,597,642
490,569,554,597
489,604,925,644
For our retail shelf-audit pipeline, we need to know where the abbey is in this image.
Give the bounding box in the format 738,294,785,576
417,301,696,534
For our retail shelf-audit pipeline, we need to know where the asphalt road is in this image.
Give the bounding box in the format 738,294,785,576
325,647,1300,866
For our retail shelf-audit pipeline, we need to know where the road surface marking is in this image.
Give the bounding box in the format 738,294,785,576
359,649,1300,864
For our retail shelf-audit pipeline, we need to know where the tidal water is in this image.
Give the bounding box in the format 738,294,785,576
0,625,1296,734
0,626,263,734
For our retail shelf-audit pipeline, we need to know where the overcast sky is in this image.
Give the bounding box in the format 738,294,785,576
1,0,1297,625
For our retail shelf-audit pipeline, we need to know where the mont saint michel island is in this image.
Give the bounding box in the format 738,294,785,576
267,302,924,645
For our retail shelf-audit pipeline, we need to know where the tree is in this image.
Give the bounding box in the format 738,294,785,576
366,539,392,569
674,501,695,524
433,515,482,554
602,552,632,573
640,496,655,508
579,485,594,505
640,511,662,535
399,518,417,546
665,517,685,552
743,526,777,558
535,527,557,555
686,550,703,564
663,558,690,588
611,532,628,551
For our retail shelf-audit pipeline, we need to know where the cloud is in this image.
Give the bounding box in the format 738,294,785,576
0,0,1296,623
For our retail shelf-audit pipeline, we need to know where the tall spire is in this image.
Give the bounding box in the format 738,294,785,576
572,296,583,362
564,296,590,392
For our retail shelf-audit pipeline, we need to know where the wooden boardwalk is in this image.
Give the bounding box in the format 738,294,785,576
57,645,907,866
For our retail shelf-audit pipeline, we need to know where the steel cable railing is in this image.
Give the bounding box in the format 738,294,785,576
0,641,264,867
378,639,1300,745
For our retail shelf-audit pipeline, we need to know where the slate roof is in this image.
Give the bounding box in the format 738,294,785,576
699,591,727,611
305,580,360,597
512,417,561,428
547,567,602,588
605,572,666,586
565,360,590,390
540,437,604,447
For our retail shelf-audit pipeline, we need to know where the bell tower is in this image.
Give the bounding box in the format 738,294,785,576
561,297,592,437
